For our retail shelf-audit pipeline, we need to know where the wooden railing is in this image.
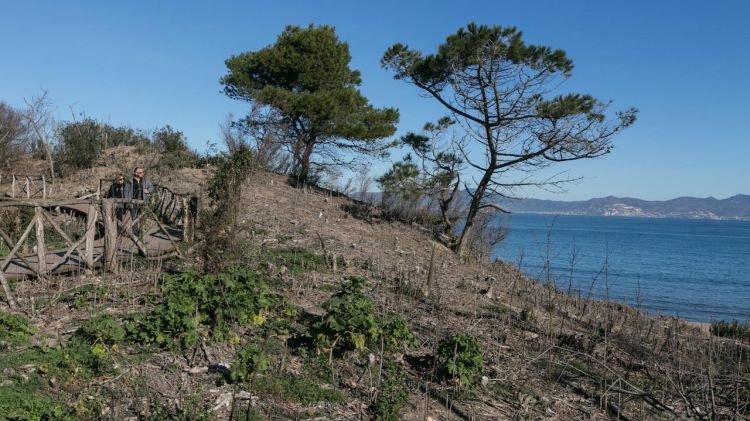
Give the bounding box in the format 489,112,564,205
95,179,198,242
0,191,200,309
0,174,49,198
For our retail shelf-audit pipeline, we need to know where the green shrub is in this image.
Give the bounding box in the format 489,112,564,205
265,248,327,275
153,125,198,169
67,315,126,376
435,333,483,388
313,277,380,354
312,278,415,358
58,118,103,169
255,372,344,405
126,268,284,350
231,344,270,383
58,284,110,310
711,320,750,342
73,315,126,346
381,313,416,351
371,361,409,420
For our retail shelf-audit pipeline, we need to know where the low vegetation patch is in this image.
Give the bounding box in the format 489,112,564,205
0,310,37,346
312,277,415,357
711,319,750,342
371,360,409,420
265,248,328,275
435,332,484,388
231,344,270,384
126,268,291,350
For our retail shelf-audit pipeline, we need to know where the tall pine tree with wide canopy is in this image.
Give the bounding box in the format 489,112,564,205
382,23,638,256
222,25,399,186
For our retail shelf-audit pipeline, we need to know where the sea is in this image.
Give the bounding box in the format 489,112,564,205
492,214,750,323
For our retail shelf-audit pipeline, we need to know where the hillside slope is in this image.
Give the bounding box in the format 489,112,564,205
0,165,746,420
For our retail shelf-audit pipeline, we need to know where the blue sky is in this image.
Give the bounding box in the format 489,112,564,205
1,0,748,200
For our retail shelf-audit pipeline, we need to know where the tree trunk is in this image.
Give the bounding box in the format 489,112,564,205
455,170,492,257
296,140,315,187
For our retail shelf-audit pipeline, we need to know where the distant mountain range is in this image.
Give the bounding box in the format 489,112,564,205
496,194,750,220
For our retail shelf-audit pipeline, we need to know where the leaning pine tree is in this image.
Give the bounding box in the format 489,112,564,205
382,23,638,257
222,25,399,186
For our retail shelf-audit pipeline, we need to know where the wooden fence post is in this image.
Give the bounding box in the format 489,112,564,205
102,199,118,272
34,207,46,275
85,203,97,270
25,177,30,198
42,175,47,198
181,197,192,242
11,175,16,198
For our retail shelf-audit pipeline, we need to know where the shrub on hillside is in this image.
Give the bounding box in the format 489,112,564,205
57,119,152,171
126,268,285,350
435,332,483,388
313,277,415,356
152,125,198,169
0,102,30,170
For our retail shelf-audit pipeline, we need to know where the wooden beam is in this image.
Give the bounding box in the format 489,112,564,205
0,272,17,310
0,199,103,208
0,220,35,272
34,207,46,275
85,203,97,270
0,226,44,278
102,199,118,272
181,197,192,242
146,207,183,258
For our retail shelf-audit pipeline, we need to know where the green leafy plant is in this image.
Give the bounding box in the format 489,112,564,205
313,277,380,355
435,333,483,388
380,312,416,351
126,268,284,350
371,360,409,420
68,315,126,376
231,344,270,383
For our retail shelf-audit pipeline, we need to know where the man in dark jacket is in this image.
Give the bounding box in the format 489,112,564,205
130,167,154,235
104,174,128,221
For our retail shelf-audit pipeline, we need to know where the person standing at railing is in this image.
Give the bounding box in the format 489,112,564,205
130,167,154,236
104,174,128,222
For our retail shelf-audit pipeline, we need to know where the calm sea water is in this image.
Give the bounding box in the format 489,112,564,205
492,214,750,322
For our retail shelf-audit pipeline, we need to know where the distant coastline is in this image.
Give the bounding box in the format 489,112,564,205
509,210,750,221
498,194,750,221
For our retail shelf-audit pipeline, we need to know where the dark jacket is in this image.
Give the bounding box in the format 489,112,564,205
130,176,154,202
105,182,128,199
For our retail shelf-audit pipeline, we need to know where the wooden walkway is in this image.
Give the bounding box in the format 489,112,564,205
1,185,199,309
